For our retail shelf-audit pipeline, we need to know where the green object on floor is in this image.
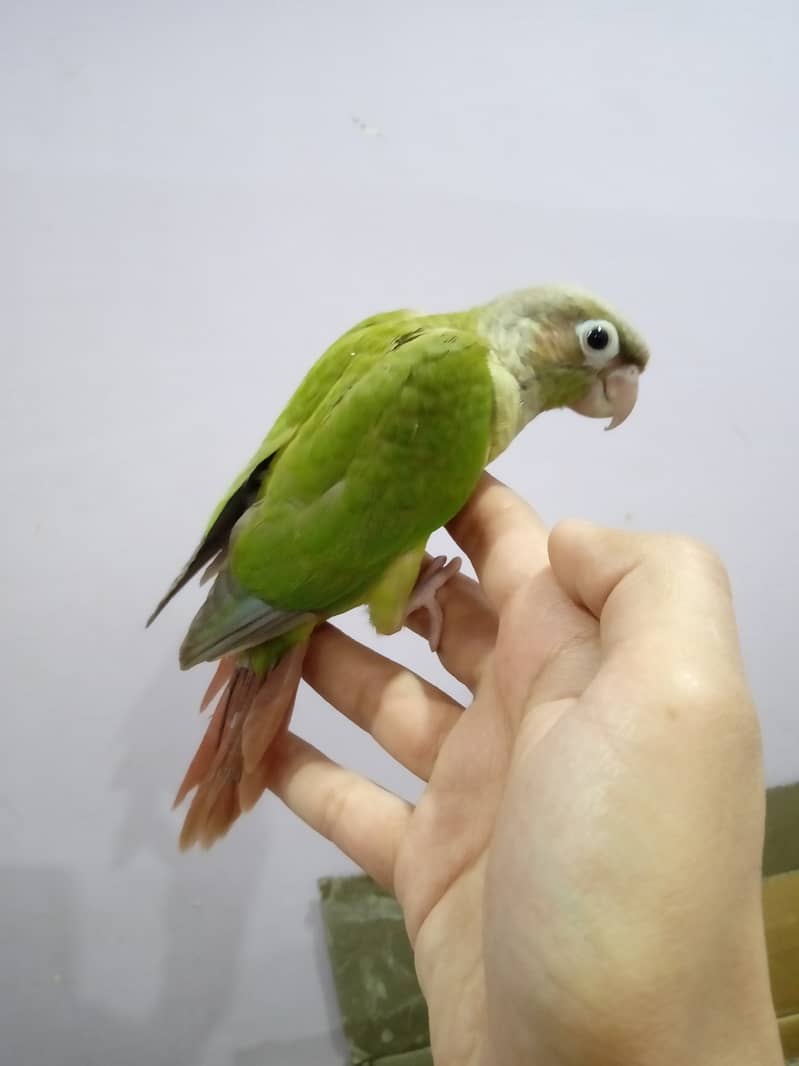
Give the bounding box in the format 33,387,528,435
377,1053,434,1066
764,783,799,877
318,875,430,1065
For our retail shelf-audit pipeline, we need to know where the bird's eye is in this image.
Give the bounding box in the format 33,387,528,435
576,319,620,366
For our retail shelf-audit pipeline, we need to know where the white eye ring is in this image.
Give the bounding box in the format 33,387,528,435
576,319,620,367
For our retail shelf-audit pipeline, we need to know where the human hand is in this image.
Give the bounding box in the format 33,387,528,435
269,474,782,1066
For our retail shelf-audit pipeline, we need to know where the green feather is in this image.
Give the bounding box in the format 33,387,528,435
230,327,492,609
179,324,493,664
151,285,649,668
150,284,650,849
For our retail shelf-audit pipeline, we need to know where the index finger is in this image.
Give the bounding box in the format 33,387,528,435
446,473,550,613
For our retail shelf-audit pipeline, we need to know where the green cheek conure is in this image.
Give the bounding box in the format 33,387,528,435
148,284,650,849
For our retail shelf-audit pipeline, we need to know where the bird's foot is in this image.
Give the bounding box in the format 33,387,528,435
404,555,461,652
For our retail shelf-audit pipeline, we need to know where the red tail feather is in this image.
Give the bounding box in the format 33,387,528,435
199,657,235,711
175,643,308,850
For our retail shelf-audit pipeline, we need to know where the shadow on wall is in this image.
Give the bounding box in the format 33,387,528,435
124,662,350,1063
0,655,350,1066
0,656,250,1066
0,858,301,1066
0,660,347,1066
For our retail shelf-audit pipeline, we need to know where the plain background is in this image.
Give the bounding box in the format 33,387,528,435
2,2,798,1063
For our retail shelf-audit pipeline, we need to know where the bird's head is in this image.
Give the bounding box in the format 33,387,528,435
482,286,650,431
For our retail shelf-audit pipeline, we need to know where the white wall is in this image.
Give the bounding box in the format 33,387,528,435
2,2,797,1063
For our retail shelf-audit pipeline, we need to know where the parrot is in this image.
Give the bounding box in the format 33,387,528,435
147,284,649,850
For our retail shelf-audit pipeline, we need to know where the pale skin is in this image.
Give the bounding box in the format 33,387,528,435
267,473,783,1066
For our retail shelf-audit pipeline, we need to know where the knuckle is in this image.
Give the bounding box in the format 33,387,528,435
321,779,356,843
659,534,731,590
664,663,719,711
662,659,753,724
385,676,454,773
405,723,443,775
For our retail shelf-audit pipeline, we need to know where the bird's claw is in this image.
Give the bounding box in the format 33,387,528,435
404,555,461,652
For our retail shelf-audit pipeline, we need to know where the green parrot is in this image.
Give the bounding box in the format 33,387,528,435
148,284,649,849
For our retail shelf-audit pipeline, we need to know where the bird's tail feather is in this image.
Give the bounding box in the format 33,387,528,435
175,642,308,849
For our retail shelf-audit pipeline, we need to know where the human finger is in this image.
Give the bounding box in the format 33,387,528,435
268,731,411,891
446,473,550,613
404,564,498,691
304,624,463,780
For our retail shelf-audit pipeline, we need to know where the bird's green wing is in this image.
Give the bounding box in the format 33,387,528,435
147,308,418,625
211,310,420,523
180,325,494,665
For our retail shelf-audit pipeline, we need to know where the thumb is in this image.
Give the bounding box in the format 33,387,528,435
547,520,742,664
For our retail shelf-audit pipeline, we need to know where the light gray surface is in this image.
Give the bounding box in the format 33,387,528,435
2,2,798,1063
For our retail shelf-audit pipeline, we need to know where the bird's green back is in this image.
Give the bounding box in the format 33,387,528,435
148,307,482,633
203,309,423,532
229,322,493,612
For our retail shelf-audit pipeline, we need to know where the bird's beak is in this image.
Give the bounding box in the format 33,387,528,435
570,364,640,431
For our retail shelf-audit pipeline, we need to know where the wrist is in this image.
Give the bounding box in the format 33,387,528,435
586,913,782,1066
495,906,784,1066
